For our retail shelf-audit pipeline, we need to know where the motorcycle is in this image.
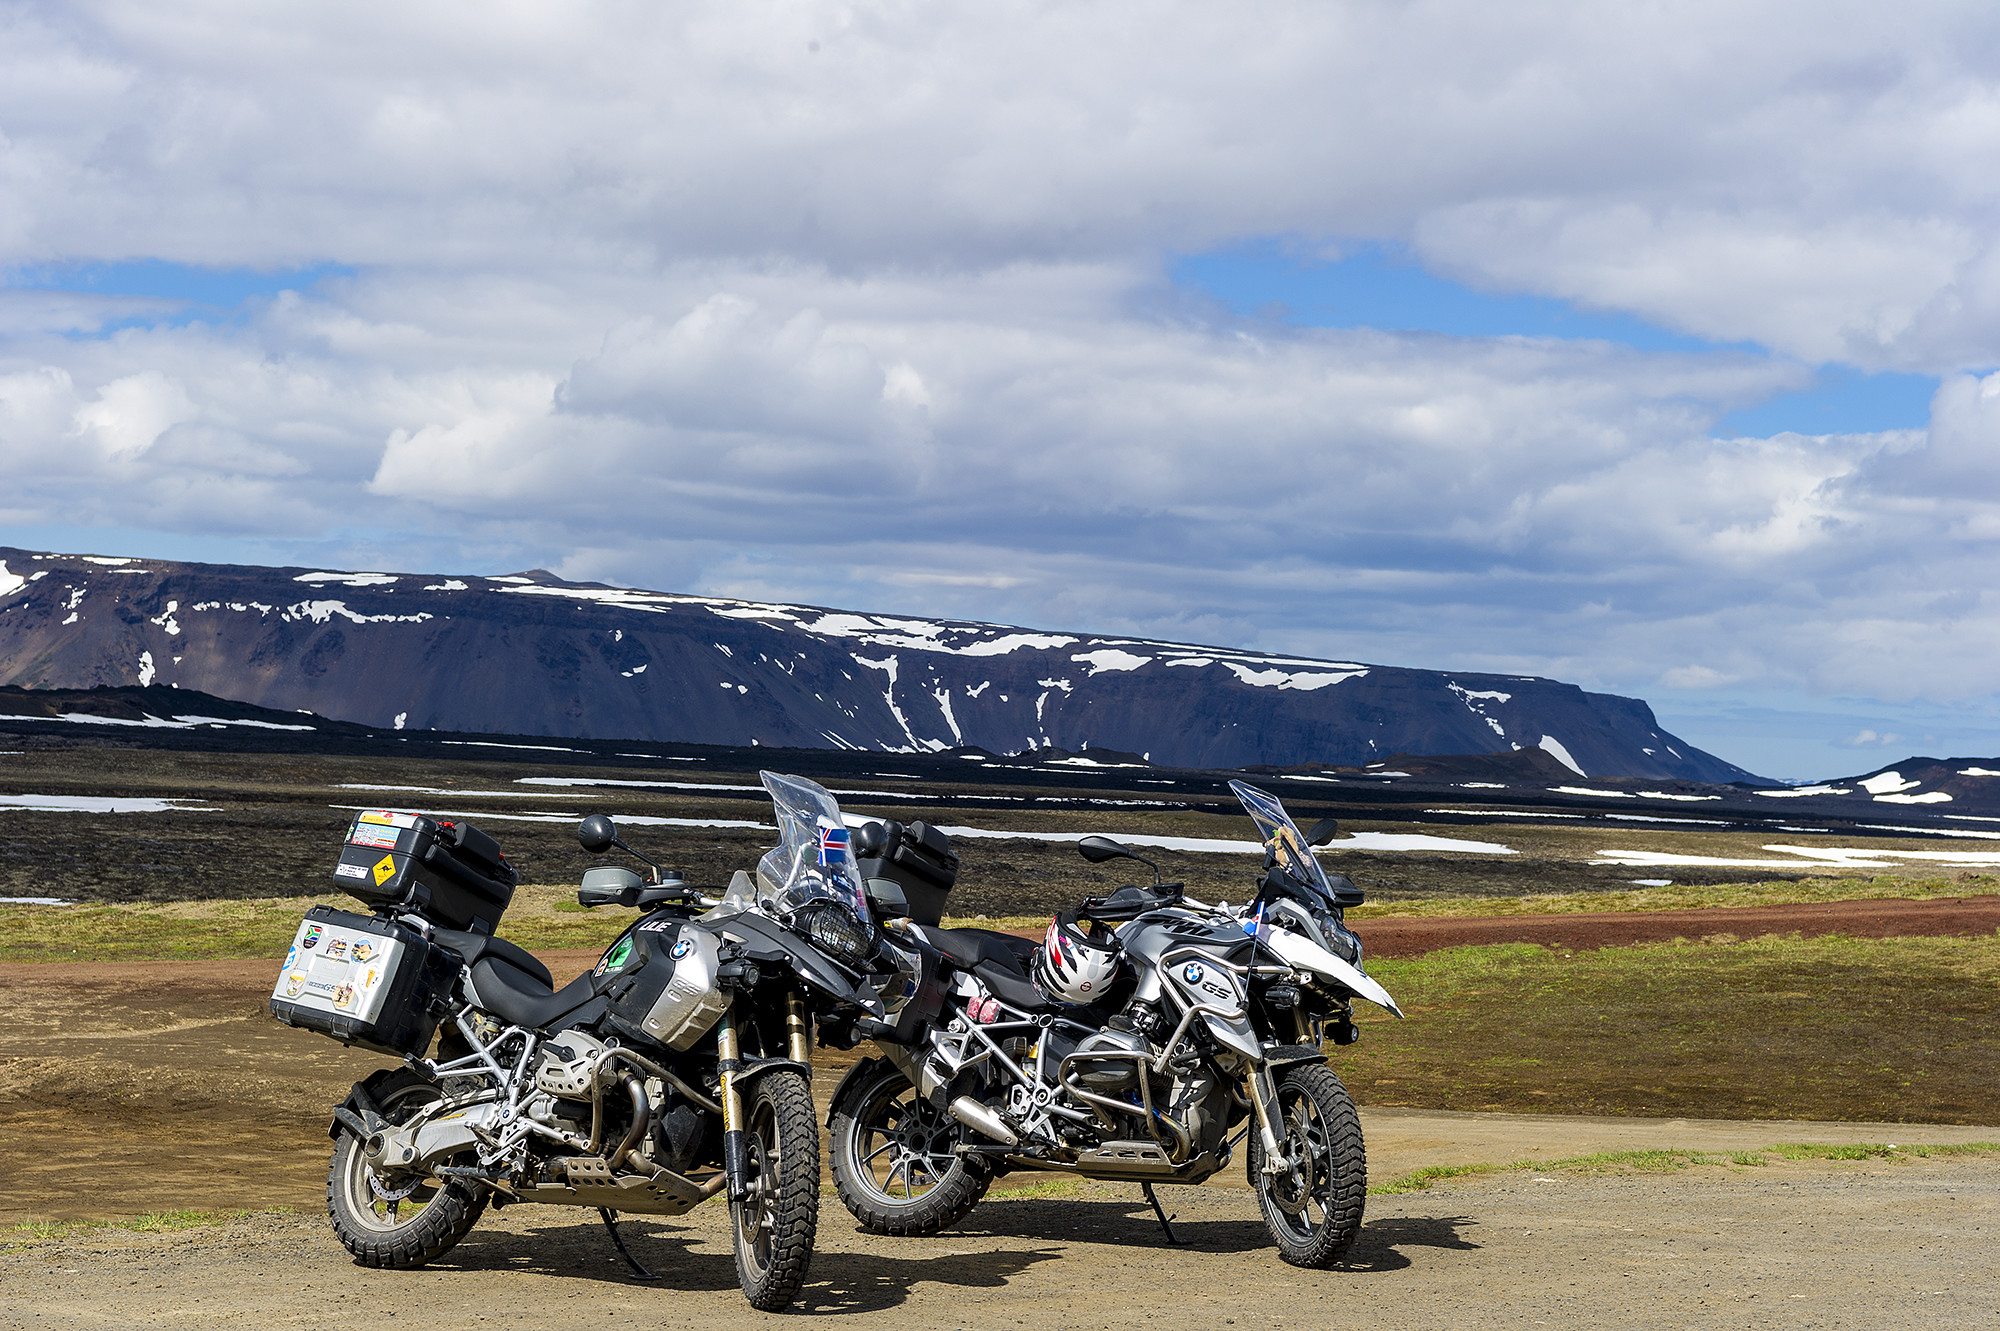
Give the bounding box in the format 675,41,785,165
269,771,882,1311
823,779,1402,1267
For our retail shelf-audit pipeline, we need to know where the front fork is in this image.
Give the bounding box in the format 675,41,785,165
1247,1065,1297,1181
717,1004,748,1202
719,989,812,1203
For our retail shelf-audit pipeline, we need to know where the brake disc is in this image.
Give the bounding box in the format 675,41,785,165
1269,1149,1312,1216
366,1166,423,1203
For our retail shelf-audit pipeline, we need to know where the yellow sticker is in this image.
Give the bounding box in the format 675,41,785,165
372,854,397,886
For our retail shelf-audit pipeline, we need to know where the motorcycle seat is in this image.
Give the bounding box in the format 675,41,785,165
920,925,1036,974
430,928,554,989
469,957,603,1031
917,926,1053,1013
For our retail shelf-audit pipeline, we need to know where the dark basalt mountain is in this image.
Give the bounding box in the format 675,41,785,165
0,546,1761,781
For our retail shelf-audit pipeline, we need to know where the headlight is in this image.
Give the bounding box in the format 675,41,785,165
795,901,876,964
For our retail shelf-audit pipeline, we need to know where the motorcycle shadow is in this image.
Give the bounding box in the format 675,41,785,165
427,1216,1062,1314
1337,1215,1482,1273
938,1198,1482,1273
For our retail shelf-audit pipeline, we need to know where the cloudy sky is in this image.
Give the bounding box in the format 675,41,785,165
5,1,2000,779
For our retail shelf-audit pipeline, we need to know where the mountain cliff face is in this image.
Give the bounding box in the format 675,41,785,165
0,547,1760,781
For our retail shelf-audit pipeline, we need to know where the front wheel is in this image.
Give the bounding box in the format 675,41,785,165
326,1069,486,1268
1246,1063,1366,1268
731,1070,820,1311
830,1062,991,1235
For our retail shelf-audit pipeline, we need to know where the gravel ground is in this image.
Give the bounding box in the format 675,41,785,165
2,1156,1993,1329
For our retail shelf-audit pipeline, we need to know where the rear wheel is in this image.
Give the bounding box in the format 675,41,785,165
731,1070,820,1311
831,1062,991,1235
1247,1063,1365,1268
326,1070,486,1268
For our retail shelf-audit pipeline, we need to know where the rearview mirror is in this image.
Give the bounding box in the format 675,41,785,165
1305,817,1340,847
1076,835,1137,864
578,813,618,855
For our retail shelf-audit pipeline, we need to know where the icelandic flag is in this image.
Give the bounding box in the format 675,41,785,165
1243,901,1270,942
817,825,850,867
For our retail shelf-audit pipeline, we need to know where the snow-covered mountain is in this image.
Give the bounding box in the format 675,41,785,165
0,547,1760,780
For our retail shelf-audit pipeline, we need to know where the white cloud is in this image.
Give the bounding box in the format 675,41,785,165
9,1,2000,772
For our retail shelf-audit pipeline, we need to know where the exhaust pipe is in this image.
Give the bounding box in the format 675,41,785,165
948,1096,1018,1147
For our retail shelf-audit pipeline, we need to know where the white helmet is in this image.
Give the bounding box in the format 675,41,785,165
1036,912,1121,1004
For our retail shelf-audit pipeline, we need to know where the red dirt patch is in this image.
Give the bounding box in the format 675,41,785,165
1352,894,2000,957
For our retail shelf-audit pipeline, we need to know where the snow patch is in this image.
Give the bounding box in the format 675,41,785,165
285,600,433,626
1875,791,1953,804
0,562,25,599
1634,791,1723,802
1959,767,2000,777
150,600,180,635
1222,664,1366,691
1537,735,1587,777
137,651,155,687
1072,649,1149,675
171,715,314,732
394,712,408,730
959,633,1081,656
0,794,217,814
1754,785,1852,798
332,803,770,831
1596,844,2000,869
933,825,1514,856
438,740,581,753
932,687,964,744
6,710,311,732
1860,770,1921,795
295,571,398,587
1552,786,1631,798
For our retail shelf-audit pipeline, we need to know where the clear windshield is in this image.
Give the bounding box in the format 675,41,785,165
754,771,872,926
1228,779,1336,905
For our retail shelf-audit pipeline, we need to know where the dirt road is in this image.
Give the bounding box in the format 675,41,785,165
3,1155,1995,1330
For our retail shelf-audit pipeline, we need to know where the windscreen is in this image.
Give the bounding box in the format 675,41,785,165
755,770,872,926
1228,779,1336,906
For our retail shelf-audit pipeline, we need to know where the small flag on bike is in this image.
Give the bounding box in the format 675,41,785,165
817,825,850,866
1244,901,1270,942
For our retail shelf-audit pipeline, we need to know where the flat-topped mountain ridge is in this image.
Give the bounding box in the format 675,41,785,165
0,547,1757,781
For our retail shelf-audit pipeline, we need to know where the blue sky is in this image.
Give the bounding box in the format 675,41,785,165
1172,244,1942,438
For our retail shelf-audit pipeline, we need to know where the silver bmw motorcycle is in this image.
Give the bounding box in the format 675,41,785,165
824,780,1402,1267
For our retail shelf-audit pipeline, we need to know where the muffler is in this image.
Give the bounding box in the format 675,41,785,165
948,1096,1018,1147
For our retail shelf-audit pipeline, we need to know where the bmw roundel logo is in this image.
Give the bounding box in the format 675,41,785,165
1182,962,1204,985
670,936,693,960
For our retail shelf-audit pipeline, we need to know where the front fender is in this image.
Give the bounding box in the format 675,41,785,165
734,1056,813,1088
1260,1042,1328,1070
1265,926,1403,1017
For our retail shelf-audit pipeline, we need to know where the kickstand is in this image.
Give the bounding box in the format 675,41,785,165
1141,1183,1181,1246
598,1207,661,1280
